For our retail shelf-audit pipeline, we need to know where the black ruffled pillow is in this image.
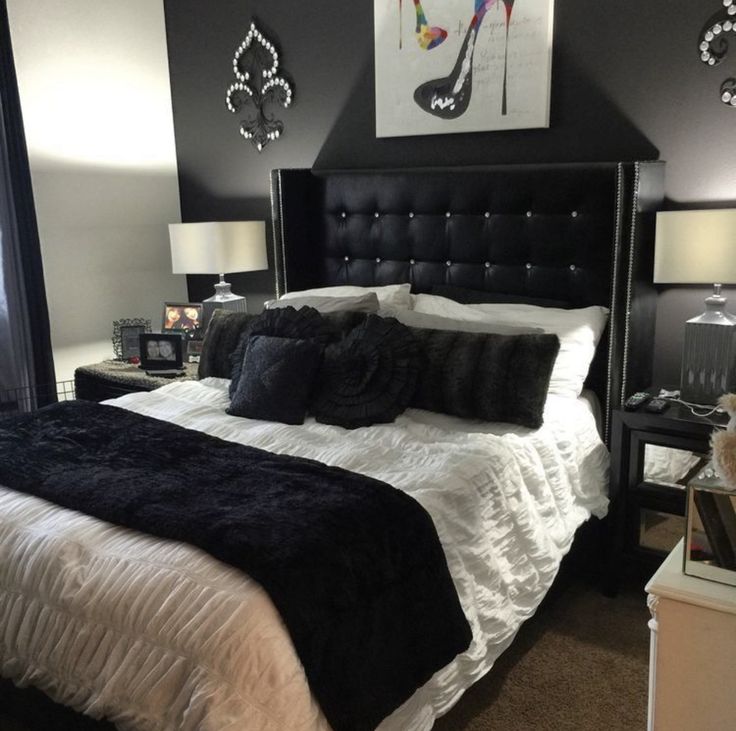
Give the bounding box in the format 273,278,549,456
228,307,366,398
227,335,323,424
409,327,560,428
311,315,422,429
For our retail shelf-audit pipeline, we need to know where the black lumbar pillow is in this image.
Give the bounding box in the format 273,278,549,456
311,315,422,429
227,335,323,425
198,310,256,380
228,306,367,398
409,327,560,429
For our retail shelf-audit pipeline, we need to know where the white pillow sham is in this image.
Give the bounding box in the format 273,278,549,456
412,294,609,398
280,284,412,310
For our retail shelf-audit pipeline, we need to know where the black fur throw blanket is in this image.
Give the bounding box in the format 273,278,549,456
0,401,471,731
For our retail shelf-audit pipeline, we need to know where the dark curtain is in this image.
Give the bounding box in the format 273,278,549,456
0,0,55,410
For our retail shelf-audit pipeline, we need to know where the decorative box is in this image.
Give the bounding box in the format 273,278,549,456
684,464,736,587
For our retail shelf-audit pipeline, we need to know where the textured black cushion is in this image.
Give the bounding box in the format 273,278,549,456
431,285,571,309
228,307,367,398
311,315,422,429
227,335,323,424
409,327,560,428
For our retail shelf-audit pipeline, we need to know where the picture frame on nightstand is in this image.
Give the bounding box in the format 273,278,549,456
119,325,147,360
112,318,151,360
139,333,184,371
162,302,202,333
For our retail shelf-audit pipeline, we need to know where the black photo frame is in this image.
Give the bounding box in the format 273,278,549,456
139,333,184,371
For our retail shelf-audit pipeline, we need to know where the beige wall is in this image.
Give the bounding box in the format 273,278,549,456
7,0,186,381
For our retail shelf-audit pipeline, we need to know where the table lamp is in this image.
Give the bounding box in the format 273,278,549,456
169,221,268,325
654,209,736,404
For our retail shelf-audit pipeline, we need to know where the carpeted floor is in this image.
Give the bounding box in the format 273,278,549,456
434,575,650,730
0,574,650,731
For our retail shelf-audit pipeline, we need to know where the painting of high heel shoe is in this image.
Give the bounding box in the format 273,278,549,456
398,0,448,50
374,0,554,138
414,0,513,119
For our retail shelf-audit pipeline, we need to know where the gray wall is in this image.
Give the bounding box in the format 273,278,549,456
164,0,736,388
9,0,185,380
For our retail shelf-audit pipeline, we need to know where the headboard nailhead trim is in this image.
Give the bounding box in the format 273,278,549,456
621,162,641,406
604,163,626,444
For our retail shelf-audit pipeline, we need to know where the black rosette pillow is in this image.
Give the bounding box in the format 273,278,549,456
229,306,345,398
311,315,422,429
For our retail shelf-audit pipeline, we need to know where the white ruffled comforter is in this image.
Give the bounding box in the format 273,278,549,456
0,378,609,730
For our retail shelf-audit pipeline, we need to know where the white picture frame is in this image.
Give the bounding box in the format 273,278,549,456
374,0,554,138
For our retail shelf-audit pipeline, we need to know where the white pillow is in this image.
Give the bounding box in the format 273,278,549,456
412,294,609,398
280,284,412,310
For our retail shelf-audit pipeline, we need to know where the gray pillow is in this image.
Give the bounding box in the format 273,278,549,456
382,308,543,335
265,293,380,313
431,284,571,309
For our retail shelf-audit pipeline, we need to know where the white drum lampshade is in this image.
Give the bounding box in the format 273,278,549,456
169,221,268,323
654,209,736,404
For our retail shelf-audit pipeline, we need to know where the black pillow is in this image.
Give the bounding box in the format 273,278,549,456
198,310,257,379
228,307,368,398
409,327,560,429
311,315,422,429
431,284,571,309
227,335,323,424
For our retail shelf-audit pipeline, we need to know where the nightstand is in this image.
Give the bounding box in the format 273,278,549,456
605,399,727,594
646,539,736,730
74,360,198,402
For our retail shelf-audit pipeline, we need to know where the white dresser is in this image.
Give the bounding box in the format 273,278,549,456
646,539,736,731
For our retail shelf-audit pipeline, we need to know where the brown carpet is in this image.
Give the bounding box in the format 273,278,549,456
434,576,650,731
0,576,649,731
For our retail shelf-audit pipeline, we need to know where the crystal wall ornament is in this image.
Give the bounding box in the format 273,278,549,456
699,1,736,107
226,21,293,152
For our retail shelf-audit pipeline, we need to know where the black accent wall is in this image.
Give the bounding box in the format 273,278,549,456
163,0,735,387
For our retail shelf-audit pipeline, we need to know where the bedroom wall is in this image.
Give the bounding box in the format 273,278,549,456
7,0,186,382
163,0,734,388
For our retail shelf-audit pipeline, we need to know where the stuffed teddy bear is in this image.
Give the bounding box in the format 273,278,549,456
711,393,736,491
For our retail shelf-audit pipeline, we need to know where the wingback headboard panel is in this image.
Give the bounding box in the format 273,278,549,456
270,162,665,443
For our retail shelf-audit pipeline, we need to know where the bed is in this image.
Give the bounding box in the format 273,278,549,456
0,162,664,730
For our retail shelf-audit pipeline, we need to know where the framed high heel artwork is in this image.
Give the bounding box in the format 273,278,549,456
374,0,554,137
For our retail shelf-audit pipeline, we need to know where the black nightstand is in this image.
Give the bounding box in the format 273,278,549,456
75,360,199,402
605,398,727,594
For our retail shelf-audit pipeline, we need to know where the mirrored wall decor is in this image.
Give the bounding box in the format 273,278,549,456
699,1,736,106
226,21,293,152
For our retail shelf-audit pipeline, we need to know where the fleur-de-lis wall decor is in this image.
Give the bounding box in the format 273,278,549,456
226,21,293,152
699,0,736,106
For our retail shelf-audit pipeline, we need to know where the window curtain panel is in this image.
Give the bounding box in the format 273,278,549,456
0,0,55,410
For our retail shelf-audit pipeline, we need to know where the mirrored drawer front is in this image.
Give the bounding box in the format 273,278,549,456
642,444,708,488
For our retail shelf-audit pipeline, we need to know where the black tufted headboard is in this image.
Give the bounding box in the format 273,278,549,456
270,162,665,443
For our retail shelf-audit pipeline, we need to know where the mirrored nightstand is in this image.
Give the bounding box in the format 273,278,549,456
605,399,727,595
